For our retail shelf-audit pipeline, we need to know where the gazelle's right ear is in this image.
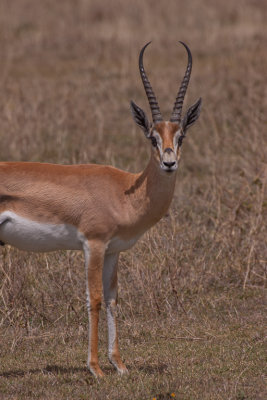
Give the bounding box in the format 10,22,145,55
130,101,150,137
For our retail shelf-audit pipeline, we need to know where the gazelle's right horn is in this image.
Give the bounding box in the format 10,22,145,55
139,42,163,124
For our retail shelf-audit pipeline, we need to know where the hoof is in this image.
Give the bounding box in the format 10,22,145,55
88,362,105,378
109,355,128,375
117,365,128,375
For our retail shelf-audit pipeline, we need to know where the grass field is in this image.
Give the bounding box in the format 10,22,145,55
0,0,266,399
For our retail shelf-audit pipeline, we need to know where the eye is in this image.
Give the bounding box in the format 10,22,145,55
178,135,185,147
151,136,158,147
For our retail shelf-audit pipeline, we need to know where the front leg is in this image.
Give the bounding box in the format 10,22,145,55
83,240,105,378
103,252,128,374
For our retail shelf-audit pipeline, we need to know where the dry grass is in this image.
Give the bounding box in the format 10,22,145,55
0,0,266,399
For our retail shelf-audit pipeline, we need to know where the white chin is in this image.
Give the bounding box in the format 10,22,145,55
161,167,177,173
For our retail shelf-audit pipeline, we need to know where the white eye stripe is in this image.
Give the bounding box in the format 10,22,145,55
151,132,162,145
151,131,164,155
152,131,161,140
173,130,182,151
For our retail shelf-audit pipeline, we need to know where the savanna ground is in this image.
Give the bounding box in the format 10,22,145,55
0,1,266,399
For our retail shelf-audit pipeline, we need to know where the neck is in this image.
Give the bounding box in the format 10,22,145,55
125,151,177,232
143,151,177,214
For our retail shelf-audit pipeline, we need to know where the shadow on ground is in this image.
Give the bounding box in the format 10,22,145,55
0,362,168,378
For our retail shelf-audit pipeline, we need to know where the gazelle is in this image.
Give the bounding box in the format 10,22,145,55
0,42,201,377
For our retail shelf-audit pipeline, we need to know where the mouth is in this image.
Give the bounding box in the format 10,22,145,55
161,163,177,173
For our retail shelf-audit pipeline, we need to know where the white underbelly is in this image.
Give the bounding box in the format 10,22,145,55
0,211,84,252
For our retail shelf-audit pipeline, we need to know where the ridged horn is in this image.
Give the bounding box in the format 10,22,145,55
139,42,163,124
170,41,192,123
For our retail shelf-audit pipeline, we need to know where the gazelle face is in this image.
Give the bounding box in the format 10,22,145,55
150,122,182,173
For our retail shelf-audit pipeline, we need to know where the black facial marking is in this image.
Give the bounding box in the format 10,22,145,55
164,147,173,154
150,136,157,147
178,135,185,147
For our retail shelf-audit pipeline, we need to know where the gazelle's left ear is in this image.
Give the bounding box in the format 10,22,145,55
182,98,202,133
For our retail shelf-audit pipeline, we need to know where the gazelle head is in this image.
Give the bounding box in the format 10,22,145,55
131,41,202,173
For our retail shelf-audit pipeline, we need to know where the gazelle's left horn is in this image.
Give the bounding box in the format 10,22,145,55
170,41,192,123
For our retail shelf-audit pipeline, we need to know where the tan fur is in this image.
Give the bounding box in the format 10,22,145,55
155,121,180,145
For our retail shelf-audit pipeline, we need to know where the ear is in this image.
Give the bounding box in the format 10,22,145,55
130,101,150,137
182,97,202,133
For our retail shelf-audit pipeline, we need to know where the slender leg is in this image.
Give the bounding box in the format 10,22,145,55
83,240,105,377
103,252,128,374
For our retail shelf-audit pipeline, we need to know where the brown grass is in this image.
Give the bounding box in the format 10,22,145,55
0,0,266,399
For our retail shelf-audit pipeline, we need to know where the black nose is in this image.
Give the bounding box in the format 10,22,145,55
163,161,176,168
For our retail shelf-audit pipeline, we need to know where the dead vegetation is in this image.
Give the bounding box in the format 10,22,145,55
0,0,266,399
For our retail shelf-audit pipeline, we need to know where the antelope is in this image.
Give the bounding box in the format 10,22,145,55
0,42,202,377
